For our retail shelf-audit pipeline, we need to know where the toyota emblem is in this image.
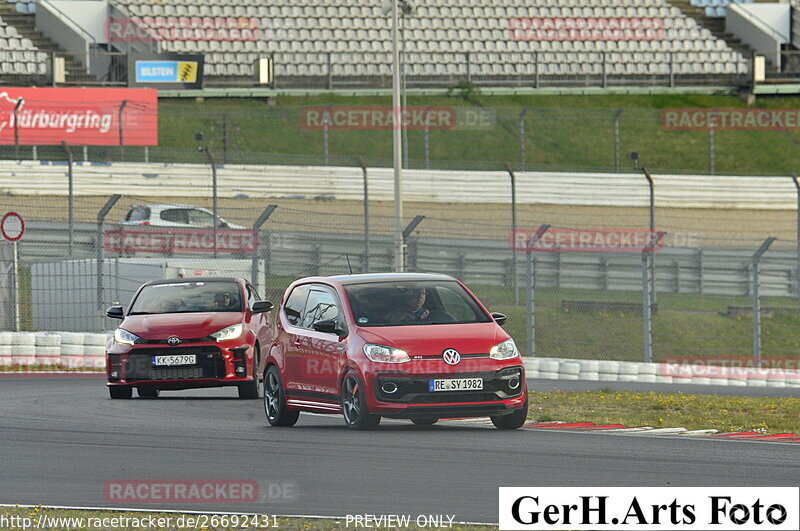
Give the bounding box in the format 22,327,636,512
442,348,461,365
167,336,181,346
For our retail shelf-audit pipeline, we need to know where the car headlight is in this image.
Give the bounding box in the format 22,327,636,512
363,344,410,363
211,323,243,342
489,338,519,360
114,328,140,346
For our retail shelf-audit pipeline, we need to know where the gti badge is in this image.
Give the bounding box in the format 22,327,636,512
167,336,181,346
442,348,461,365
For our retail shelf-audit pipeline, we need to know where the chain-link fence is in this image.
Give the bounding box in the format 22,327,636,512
1,185,798,372
0,104,798,176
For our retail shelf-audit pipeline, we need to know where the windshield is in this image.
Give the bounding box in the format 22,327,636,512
129,281,243,314
343,280,491,327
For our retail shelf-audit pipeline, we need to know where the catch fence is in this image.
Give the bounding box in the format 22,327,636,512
1,190,797,370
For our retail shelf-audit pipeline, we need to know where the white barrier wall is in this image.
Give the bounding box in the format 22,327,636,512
2,331,799,388
2,160,800,209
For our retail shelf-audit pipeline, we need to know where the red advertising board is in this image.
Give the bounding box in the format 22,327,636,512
104,228,257,255
509,228,665,253
0,88,157,145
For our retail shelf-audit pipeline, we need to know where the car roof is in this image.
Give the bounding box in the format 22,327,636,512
326,273,456,286
146,277,244,286
130,203,208,211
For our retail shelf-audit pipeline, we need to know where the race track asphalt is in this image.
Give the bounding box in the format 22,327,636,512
0,377,798,524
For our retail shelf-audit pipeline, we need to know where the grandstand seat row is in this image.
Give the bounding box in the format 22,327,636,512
690,0,753,7
111,0,749,80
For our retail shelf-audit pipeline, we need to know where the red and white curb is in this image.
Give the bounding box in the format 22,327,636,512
437,419,800,444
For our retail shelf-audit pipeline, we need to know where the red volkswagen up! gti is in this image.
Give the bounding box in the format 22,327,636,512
261,273,528,430
106,277,273,399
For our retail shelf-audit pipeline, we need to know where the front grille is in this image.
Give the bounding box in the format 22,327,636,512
375,367,523,404
125,346,223,382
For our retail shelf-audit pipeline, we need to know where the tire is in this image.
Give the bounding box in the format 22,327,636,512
263,366,299,427
411,416,439,426
491,396,529,430
341,370,381,430
137,387,160,399
238,351,261,399
109,386,132,399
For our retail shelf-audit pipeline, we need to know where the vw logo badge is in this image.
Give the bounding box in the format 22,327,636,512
442,348,461,365
167,336,181,346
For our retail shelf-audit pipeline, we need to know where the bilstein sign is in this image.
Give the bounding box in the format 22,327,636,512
509,228,665,253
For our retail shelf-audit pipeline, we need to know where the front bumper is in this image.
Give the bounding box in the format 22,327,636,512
368,366,526,418
107,342,253,390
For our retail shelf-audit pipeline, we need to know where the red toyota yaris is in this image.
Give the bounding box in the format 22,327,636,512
260,273,528,430
105,277,273,399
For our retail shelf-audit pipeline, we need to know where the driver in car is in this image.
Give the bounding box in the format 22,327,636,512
389,288,430,323
213,292,236,311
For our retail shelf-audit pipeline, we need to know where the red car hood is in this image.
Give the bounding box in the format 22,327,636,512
121,312,242,339
355,322,507,356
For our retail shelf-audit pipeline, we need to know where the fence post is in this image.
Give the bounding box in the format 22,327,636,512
402,215,425,271
613,108,623,173
327,52,333,90
323,104,331,165
642,232,665,363
518,107,529,171
792,174,799,299
358,157,370,272
465,52,471,83
251,205,278,293
525,224,550,357
708,110,716,175
533,51,539,89
752,237,777,368
60,141,74,258
642,251,652,363
504,162,519,304
669,51,674,88
423,106,433,169
601,52,607,88
97,194,122,332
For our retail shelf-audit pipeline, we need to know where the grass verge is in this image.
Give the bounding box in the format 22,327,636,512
153,94,800,175
528,389,800,434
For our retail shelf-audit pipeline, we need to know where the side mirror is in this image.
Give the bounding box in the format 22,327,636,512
491,312,507,327
312,319,344,336
106,305,124,319
252,300,274,314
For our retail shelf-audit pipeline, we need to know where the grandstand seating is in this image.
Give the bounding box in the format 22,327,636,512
109,0,749,81
0,2,46,76
690,0,755,18
3,0,36,15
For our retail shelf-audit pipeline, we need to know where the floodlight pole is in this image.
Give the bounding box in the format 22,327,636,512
391,0,405,271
